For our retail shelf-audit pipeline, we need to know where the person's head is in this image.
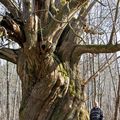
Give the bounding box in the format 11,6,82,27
94,101,99,107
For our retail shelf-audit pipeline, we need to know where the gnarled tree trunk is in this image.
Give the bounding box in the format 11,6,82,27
1,0,120,120
16,0,89,119
16,17,89,119
17,46,89,120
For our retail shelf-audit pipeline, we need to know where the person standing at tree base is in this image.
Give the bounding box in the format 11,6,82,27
90,101,103,120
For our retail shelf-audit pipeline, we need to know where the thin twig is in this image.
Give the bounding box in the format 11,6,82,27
48,11,68,23
96,0,106,7
68,23,86,43
108,0,120,44
84,54,120,85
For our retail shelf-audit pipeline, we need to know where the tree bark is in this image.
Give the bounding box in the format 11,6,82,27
16,43,89,120
1,0,120,120
15,14,89,119
114,75,120,120
6,60,9,120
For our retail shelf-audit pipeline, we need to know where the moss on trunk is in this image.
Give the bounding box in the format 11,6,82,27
17,48,89,120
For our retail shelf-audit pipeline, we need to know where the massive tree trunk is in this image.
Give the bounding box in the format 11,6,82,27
16,1,89,119
17,44,89,120
16,15,89,119
1,0,120,120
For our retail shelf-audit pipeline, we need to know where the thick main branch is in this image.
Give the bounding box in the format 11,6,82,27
44,0,87,43
0,0,20,18
0,48,19,63
71,44,120,62
0,16,25,47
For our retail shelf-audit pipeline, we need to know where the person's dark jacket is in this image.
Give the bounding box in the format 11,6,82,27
90,107,103,120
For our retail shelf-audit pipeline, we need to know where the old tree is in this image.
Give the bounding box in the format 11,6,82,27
0,0,120,120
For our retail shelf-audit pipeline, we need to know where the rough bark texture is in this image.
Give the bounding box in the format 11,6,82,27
16,26,89,120
17,47,89,120
1,0,120,120
15,1,90,118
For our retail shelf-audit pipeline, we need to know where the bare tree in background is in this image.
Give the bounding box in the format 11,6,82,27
114,60,120,120
6,60,9,120
0,0,120,120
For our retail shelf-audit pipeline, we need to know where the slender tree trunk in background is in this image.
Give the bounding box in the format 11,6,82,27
90,34,96,104
86,55,91,111
0,91,2,120
12,76,18,120
97,54,100,104
18,76,22,110
6,60,9,120
1,77,5,120
92,55,96,102
114,75,120,120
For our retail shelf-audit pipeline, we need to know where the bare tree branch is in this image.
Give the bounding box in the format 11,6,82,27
43,0,87,43
0,16,25,46
22,0,33,20
0,0,21,18
108,0,120,44
0,48,19,63
67,43,120,64
84,55,120,85
73,44,120,56
81,0,98,18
